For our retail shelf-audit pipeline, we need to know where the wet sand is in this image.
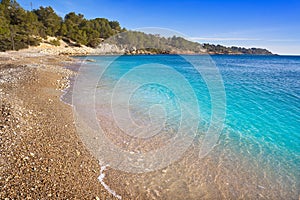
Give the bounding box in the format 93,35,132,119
83,115,298,200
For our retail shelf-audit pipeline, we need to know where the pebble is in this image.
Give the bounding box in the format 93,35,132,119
23,156,29,160
258,185,265,189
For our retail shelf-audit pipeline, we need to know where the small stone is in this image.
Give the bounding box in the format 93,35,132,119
23,156,29,160
258,185,265,189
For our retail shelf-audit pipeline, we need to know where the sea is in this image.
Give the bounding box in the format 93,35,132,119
64,55,300,199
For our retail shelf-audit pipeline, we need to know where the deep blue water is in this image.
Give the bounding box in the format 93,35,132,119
72,54,300,197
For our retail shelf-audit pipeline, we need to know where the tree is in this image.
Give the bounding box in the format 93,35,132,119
25,11,41,36
59,23,67,36
91,18,113,39
0,3,11,51
109,20,121,34
33,6,62,36
63,12,88,44
0,0,32,50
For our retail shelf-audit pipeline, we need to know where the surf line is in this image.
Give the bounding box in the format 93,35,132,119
98,164,122,200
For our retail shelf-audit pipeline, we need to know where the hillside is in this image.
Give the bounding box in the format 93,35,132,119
0,0,272,55
106,31,272,55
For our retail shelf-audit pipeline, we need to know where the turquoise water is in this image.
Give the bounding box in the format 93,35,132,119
72,55,300,198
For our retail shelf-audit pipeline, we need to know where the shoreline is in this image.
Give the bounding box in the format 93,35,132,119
61,54,298,199
0,50,118,199
1,49,298,199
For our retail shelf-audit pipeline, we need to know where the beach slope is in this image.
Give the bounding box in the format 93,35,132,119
0,50,117,199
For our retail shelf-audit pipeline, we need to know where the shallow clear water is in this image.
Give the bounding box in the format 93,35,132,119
70,55,300,199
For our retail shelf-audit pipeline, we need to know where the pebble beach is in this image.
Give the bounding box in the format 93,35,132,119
0,49,118,199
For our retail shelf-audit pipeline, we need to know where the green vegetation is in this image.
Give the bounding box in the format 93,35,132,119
202,44,272,55
0,0,123,51
48,39,60,46
0,0,41,50
0,0,272,55
107,31,203,53
107,31,272,55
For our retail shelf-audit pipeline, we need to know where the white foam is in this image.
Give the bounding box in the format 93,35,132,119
98,164,122,200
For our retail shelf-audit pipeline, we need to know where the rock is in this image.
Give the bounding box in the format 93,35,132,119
86,59,96,62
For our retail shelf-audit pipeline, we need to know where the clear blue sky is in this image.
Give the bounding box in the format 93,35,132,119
18,0,300,55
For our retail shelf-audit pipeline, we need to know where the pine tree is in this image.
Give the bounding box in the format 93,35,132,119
33,6,62,37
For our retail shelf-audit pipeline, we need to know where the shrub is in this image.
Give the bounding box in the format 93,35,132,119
49,39,60,46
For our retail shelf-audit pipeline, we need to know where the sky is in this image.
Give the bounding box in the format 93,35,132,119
18,0,300,55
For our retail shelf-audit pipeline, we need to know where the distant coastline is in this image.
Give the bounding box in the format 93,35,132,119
8,36,272,57
0,0,272,56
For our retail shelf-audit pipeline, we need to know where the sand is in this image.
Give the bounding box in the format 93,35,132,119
0,50,117,199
